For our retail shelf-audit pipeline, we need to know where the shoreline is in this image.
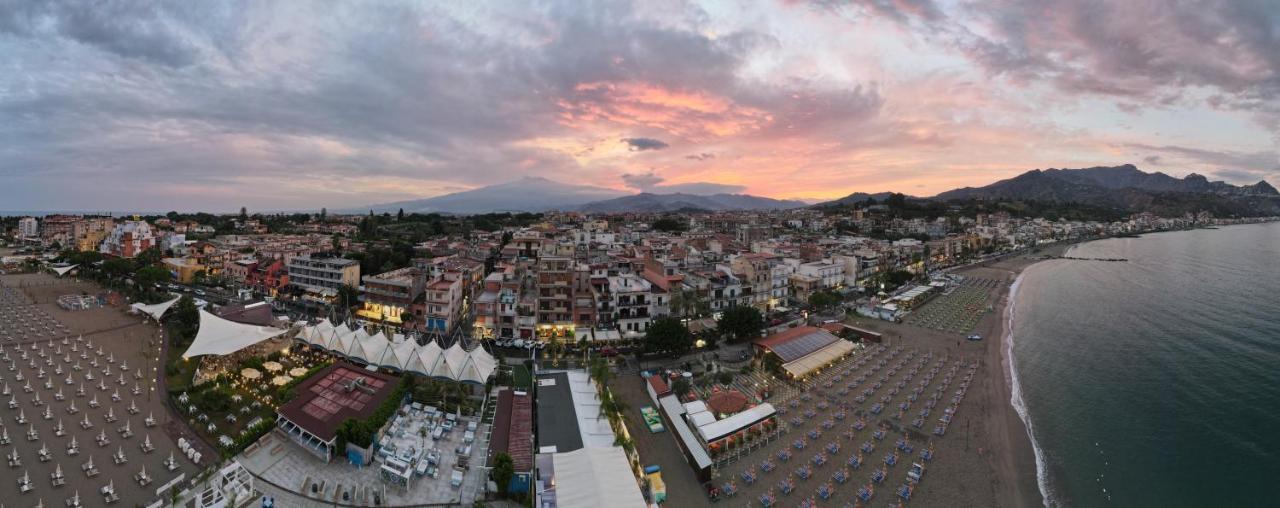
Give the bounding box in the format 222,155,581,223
965,244,1065,508
844,244,1062,507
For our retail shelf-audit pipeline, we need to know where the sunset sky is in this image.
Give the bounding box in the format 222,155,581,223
2,0,1278,211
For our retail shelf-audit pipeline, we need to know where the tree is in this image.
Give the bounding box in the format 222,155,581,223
588,357,612,389
135,266,172,292
102,257,133,278
336,285,360,313
397,208,405,221
717,306,764,342
135,247,162,268
239,207,248,221
320,207,327,221
651,217,686,233
643,317,693,356
808,291,838,310
669,287,707,318
671,377,691,398
492,452,515,498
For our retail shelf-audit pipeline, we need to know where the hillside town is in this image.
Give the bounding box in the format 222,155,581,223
0,207,1272,508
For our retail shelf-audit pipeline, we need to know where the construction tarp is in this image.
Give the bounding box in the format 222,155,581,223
181,309,286,358
130,296,181,321
551,447,646,508
782,340,857,379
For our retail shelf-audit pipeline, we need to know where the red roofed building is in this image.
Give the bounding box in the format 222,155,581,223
275,364,399,462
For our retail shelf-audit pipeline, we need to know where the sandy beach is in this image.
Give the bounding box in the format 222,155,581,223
847,243,1069,507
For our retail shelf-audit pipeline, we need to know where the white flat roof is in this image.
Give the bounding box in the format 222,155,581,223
697,403,776,443
551,447,646,508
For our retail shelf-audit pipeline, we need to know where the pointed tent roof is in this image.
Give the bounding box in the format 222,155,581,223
467,346,498,382
388,338,419,371
130,296,182,321
299,319,334,348
181,309,287,358
443,342,470,375
50,264,79,277
346,330,383,364
406,341,445,378
326,324,355,352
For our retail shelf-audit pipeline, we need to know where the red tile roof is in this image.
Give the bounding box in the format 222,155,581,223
276,364,399,442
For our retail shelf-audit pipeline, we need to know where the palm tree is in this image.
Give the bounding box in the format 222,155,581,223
588,357,612,389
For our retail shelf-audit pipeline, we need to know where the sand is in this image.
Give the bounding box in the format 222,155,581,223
847,245,1070,507
0,272,204,507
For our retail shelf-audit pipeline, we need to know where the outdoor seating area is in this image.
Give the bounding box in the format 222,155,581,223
703,343,972,504
176,347,330,455
902,277,1003,334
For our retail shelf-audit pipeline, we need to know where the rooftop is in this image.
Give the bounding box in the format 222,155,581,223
534,372,583,452
276,363,399,442
753,326,842,362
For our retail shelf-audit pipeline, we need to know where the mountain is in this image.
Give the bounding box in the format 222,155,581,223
350,177,628,214
935,165,1279,201
812,191,905,208
577,193,809,213
932,165,1280,216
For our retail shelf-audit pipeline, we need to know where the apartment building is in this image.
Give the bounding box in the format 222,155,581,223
287,254,360,302
17,217,38,240
99,220,156,258
358,266,424,326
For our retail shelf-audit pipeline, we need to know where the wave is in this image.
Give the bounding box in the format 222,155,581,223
1004,271,1056,507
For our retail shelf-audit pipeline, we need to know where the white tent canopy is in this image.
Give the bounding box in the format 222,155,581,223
294,320,498,384
182,309,287,358
130,296,182,321
49,264,79,277
551,447,646,508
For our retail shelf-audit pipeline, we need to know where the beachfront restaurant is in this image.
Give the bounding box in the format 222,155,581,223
753,326,858,380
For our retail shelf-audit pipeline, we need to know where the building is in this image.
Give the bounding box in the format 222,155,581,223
99,220,156,258
794,258,845,289
534,371,646,508
419,275,463,335
163,257,206,284
605,274,655,337
287,254,360,302
752,326,856,379
275,364,399,462
245,260,288,297
358,266,424,326
17,217,38,240
222,259,257,285
535,256,574,340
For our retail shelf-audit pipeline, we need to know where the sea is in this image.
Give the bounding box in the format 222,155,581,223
1008,222,1280,507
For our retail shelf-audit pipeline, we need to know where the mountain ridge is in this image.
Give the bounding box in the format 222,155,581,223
816,164,1278,217
576,192,808,213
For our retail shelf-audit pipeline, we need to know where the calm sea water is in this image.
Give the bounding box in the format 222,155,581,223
1009,222,1280,507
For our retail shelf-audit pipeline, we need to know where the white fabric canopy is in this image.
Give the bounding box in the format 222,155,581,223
50,264,78,277
292,320,497,384
182,309,286,358
551,447,646,508
130,296,181,321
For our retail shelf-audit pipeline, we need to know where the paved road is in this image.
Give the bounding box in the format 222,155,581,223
612,373,715,507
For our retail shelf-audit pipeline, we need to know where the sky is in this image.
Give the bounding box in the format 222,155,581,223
1,0,1278,212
